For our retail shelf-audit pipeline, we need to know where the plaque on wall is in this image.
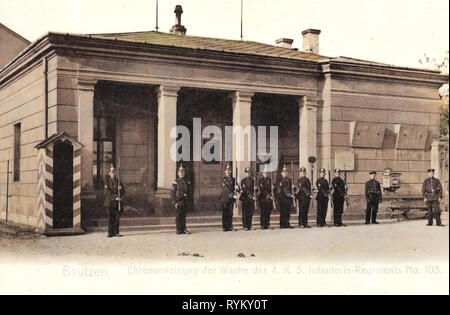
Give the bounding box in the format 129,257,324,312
350,121,385,149
395,124,428,150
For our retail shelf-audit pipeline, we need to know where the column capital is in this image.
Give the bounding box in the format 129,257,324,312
77,78,97,91
431,139,447,148
299,95,320,107
232,90,255,104
156,85,181,98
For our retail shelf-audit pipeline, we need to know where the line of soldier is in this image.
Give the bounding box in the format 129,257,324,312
172,163,350,234
103,164,445,237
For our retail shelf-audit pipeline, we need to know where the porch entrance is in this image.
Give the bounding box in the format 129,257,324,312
177,89,232,214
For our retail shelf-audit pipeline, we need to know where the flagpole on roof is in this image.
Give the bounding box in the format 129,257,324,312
240,0,244,40
155,0,159,32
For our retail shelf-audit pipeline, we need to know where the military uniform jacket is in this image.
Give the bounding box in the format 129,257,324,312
277,177,293,200
258,177,273,201
171,177,190,207
221,176,237,204
297,177,312,200
316,178,330,200
422,177,443,201
240,177,255,201
103,175,125,208
332,177,346,199
365,179,382,203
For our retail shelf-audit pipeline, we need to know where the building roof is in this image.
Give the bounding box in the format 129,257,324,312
90,31,327,63
35,132,84,149
0,29,446,85
0,23,30,44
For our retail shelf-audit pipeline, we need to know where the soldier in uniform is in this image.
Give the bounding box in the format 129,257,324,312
316,168,330,227
240,167,256,231
104,164,125,238
365,171,382,224
297,167,313,228
422,169,444,227
331,169,347,227
220,164,238,232
258,168,274,230
171,165,191,235
276,165,295,229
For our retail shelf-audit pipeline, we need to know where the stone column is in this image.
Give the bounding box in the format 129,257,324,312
77,78,96,188
232,91,254,216
154,85,180,216
299,95,318,181
431,140,446,180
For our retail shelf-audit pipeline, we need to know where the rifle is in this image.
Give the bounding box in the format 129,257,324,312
117,159,122,212
253,167,258,210
234,167,241,209
328,169,334,209
344,169,350,207
291,162,297,209
270,172,277,209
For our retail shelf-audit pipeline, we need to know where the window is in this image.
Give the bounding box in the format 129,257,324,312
93,117,116,187
13,123,21,181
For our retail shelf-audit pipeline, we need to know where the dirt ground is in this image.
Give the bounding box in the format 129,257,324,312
0,216,448,294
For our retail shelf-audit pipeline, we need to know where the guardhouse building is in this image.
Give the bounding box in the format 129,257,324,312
0,8,447,234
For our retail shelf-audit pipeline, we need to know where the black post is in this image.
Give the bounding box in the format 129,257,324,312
117,158,122,212
6,160,10,223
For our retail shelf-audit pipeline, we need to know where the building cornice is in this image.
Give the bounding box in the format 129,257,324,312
321,59,448,87
0,34,55,87
1,32,448,90
0,33,324,89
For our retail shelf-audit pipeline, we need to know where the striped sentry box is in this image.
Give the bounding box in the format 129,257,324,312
35,132,84,233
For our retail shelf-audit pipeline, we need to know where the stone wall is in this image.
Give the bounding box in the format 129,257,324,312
320,75,442,213
0,57,53,226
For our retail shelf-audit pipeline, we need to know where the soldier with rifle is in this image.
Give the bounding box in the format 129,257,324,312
240,167,256,231
171,165,191,235
104,164,125,238
316,168,330,227
258,167,274,230
276,165,295,229
422,168,445,227
296,167,313,228
331,169,347,227
365,171,382,224
220,164,239,232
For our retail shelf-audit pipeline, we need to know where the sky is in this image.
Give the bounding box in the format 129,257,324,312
1,0,448,69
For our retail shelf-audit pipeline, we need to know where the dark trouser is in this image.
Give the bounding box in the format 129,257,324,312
108,206,120,236
176,204,187,233
333,197,344,226
279,199,292,228
426,200,442,226
222,201,234,230
366,201,379,223
260,200,273,229
242,200,255,229
298,198,311,227
317,197,328,226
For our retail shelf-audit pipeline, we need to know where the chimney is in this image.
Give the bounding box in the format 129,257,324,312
302,29,321,54
170,5,187,36
275,38,294,49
